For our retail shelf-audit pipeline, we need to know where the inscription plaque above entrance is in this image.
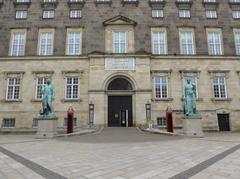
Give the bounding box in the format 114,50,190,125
105,58,135,70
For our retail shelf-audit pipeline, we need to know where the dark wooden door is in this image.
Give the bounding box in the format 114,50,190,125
217,114,230,131
108,96,132,127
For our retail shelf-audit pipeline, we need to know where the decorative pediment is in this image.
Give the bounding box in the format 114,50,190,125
103,15,137,26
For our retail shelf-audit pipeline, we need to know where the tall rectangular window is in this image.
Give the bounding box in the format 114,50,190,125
207,29,223,55
10,30,26,56
36,77,47,100
6,78,21,100
233,29,240,55
152,29,167,55
65,77,79,99
38,29,54,56
179,29,195,55
154,76,168,99
213,76,227,99
66,29,81,55
113,32,127,53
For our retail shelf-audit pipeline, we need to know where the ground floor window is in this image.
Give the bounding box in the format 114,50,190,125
32,118,38,128
6,78,21,100
2,118,15,128
157,117,166,127
213,76,227,99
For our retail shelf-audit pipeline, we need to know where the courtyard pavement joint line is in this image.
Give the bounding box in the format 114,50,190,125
0,146,67,179
169,143,240,179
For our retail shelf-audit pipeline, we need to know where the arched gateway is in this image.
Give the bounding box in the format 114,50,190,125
107,77,134,127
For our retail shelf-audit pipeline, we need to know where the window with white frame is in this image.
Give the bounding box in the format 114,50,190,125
183,76,198,98
15,10,28,19
206,10,217,19
234,29,240,55
154,76,168,99
207,29,223,55
38,29,54,56
65,77,79,99
152,10,164,18
179,29,195,55
213,76,227,99
152,29,167,55
35,77,47,100
6,78,21,100
42,10,55,19
10,30,26,56
113,32,127,53
2,118,15,128
156,117,167,126
232,11,240,19
66,29,81,55
70,10,81,18
179,10,191,18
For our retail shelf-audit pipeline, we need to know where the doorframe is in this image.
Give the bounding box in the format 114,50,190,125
216,108,231,131
217,113,231,131
106,92,135,127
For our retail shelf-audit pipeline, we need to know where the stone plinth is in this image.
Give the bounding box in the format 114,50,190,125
36,116,58,138
183,116,204,137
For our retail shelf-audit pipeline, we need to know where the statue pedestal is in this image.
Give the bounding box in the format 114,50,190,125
183,116,204,137
36,116,58,138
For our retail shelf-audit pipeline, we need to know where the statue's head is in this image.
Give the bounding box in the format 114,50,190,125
187,79,191,84
46,78,51,85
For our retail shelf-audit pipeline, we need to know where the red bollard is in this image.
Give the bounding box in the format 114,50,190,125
166,105,173,133
67,106,74,133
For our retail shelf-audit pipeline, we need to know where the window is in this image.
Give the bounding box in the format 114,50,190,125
70,10,81,19
2,118,15,128
179,29,195,55
32,118,38,128
151,29,167,55
213,76,227,99
35,77,47,100
179,10,191,18
206,10,217,19
66,29,82,55
232,11,240,19
154,76,168,99
63,118,77,128
183,76,198,98
15,10,28,19
42,10,55,19
157,117,166,127
207,29,223,55
9,30,26,56
152,10,163,18
38,29,54,56
234,29,240,55
6,78,21,100
113,32,127,53
65,77,79,99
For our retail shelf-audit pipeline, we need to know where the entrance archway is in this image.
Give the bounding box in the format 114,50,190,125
107,77,134,127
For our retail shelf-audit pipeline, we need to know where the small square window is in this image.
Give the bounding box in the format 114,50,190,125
157,117,166,127
179,10,191,18
2,118,15,128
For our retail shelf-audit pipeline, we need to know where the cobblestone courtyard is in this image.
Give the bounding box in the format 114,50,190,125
0,128,240,179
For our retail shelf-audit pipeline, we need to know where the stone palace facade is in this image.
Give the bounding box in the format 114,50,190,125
0,0,240,132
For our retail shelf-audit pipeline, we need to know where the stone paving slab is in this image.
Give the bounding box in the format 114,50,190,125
0,128,239,179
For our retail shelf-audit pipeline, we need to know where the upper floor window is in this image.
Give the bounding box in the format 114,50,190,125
42,10,55,19
233,29,240,55
154,76,168,99
15,10,28,19
207,29,223,55
70,10,81,19
179,29,195,55
151,29,167,55
206,10,217,19
38,29,54,56
232,11,240,19
66,29,82,55
213,76,227,99
16,0,30,2
113,32,127,53
6,78,21,100
65,77,79,99
179,10,191,18
9,29,26,56
152,10,164,18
